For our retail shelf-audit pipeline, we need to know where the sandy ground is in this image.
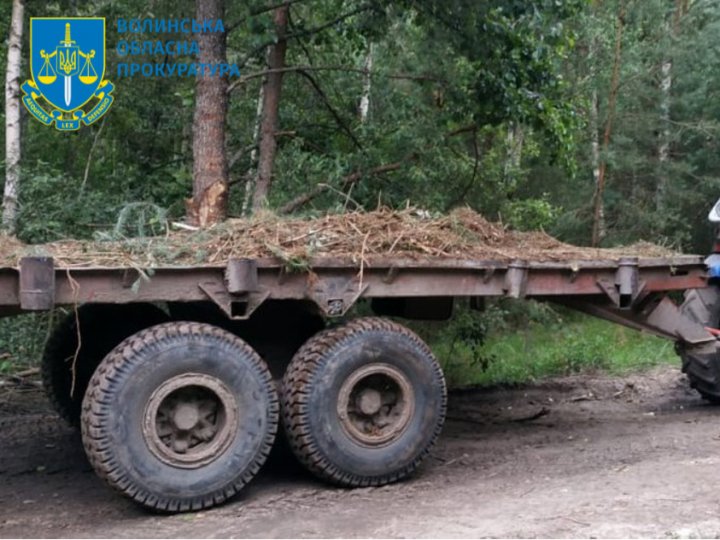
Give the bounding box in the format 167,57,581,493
2,366,720,538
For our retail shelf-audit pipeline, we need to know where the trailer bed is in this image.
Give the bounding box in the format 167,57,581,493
0,254,707,318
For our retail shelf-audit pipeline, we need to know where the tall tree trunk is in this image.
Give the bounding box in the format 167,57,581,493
251,3,289,211
3,0,24,234
656,0,688,213
358,43,373,123
504,123,524,180
241,83,266,216
592,0,625,247
590,89,605,241
186,0,229,227
656,58,671,213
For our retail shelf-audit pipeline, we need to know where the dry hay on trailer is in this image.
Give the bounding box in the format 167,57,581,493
0,208,681,269
0,235,24,261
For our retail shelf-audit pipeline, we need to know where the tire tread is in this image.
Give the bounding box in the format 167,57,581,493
80,321,278,512
281,317,446,487
679,289,720,402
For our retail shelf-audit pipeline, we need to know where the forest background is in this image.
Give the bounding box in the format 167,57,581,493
1,0,718,385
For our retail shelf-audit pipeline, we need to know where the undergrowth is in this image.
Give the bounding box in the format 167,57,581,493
416,300,676,388
0,301,677,386
0,312,52,374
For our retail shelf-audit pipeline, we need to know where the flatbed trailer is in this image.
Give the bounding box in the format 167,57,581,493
1,253,717,512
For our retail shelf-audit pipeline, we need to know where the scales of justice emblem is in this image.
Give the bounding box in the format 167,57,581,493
22,18,114,131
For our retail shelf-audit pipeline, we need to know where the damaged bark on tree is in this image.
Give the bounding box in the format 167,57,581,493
186,0,229,227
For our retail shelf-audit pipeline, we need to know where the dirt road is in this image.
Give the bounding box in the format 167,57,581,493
2,366,720,538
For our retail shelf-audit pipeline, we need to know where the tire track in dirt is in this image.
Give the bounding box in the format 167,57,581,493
2,366,720,538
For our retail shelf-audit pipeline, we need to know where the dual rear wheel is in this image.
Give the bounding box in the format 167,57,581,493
282,318,446,487
52,313,446,511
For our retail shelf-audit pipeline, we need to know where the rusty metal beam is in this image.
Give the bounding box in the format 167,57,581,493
0,257,709,321
554,296,715,345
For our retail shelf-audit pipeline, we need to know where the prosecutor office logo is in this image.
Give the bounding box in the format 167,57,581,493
22,18,114,131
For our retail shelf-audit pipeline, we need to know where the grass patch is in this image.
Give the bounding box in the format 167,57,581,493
434,314,676,388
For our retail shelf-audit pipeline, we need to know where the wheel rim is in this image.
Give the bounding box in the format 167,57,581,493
337,363,415,447
143,373,238,469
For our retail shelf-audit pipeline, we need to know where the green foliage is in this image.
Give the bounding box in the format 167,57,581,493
551,0,720,251
423,303,675,388
501,197,559,231
17,163,126,243
0,313,52,373
4,0,716,254
1,0,718,382
95,202,169,240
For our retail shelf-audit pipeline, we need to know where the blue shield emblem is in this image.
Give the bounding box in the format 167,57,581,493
23,17,114,131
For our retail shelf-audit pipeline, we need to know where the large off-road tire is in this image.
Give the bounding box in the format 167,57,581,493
81,322,278,512
282,317,446,487
679,287,720,402
41,304,168,426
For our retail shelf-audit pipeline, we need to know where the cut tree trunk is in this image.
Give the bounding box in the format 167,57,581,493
251,3,289,211
186,0,229,227
3,0,24,234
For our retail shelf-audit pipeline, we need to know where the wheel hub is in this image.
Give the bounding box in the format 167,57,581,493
143,373,238,468
173,403,200,431
337,363,415,447
357,388,383,415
